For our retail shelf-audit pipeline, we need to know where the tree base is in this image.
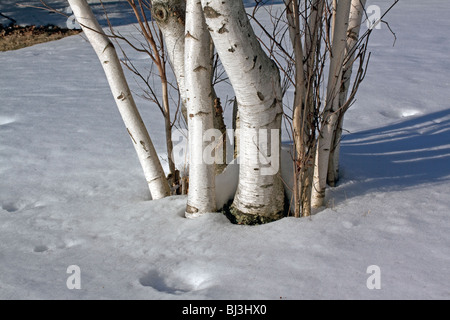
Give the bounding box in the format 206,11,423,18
221,200,284,225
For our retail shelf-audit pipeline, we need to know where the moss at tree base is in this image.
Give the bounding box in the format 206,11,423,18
221,200,285,225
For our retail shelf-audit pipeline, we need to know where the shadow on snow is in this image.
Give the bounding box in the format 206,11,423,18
337,108,450,200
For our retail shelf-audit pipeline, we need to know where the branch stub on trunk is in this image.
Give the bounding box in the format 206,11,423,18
151,1,185,25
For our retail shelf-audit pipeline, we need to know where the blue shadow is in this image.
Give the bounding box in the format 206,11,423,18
338,108,450,195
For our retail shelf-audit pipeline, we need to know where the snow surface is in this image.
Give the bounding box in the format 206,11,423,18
0,0,449,299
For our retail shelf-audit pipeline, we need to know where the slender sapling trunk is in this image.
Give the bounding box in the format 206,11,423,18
68,0,170,199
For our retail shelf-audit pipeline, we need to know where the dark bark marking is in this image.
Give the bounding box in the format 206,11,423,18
189,111,211,118
152,3,168,22
250,55,258,70
102,42,114,53
127,128,137,144
193,65,207,72
186,204,199,214
203,6,221,18
117,92,127,101
257,91,265,101
218,24,229,34
185,31,198,40
140,140,148,152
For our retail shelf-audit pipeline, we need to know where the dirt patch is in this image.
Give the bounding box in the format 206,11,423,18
0,24,81,51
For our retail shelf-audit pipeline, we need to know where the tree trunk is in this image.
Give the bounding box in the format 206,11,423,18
202,0,284,224
311,0,351,208
184,0,217,217
160,72,177,177
327,0,367,187
68,0,170,200
305,0,325,77
151,0,188,121
285,0,305,218
300,1,326,217
151,0,226,175
125,0,177,179
285,0,325,217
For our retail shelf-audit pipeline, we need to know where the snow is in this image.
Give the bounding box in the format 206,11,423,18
1,0,449,300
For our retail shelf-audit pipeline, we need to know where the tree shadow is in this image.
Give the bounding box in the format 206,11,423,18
89,1,147,28
336,108,450,200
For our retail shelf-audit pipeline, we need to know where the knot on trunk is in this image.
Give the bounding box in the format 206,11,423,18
151,1,185,25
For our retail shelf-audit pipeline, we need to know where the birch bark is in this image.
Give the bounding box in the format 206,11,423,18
151,0,226,173
150,0,188,120
201,0,284,223
68,0,170,199
184,0,217,217
311,0,351,208
327,0,367,186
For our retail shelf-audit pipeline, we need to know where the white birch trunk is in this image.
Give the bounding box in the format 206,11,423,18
286,0,325,217
327,0,367,186
201,0,284,224
311,0,351,208
284,0,305,156
68,0,170,199
305,0,325,76
284,0,304,217
184,0,217,217
150,0,188,120
151,1,227,169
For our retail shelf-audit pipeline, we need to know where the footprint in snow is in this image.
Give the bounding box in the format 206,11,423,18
139,269,193,295
33,245,49,253
1,203,19,213
342,220,360,228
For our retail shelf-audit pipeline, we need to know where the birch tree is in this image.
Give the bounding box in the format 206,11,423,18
67,0,170,199
150,0,227,174
250,0,391,215
150,0,188,121
327,0,367,186
125,0,177,179
201,0,285,224
311,0,352,208
184,0,217,217
64,0,396,223
283,0,326,217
